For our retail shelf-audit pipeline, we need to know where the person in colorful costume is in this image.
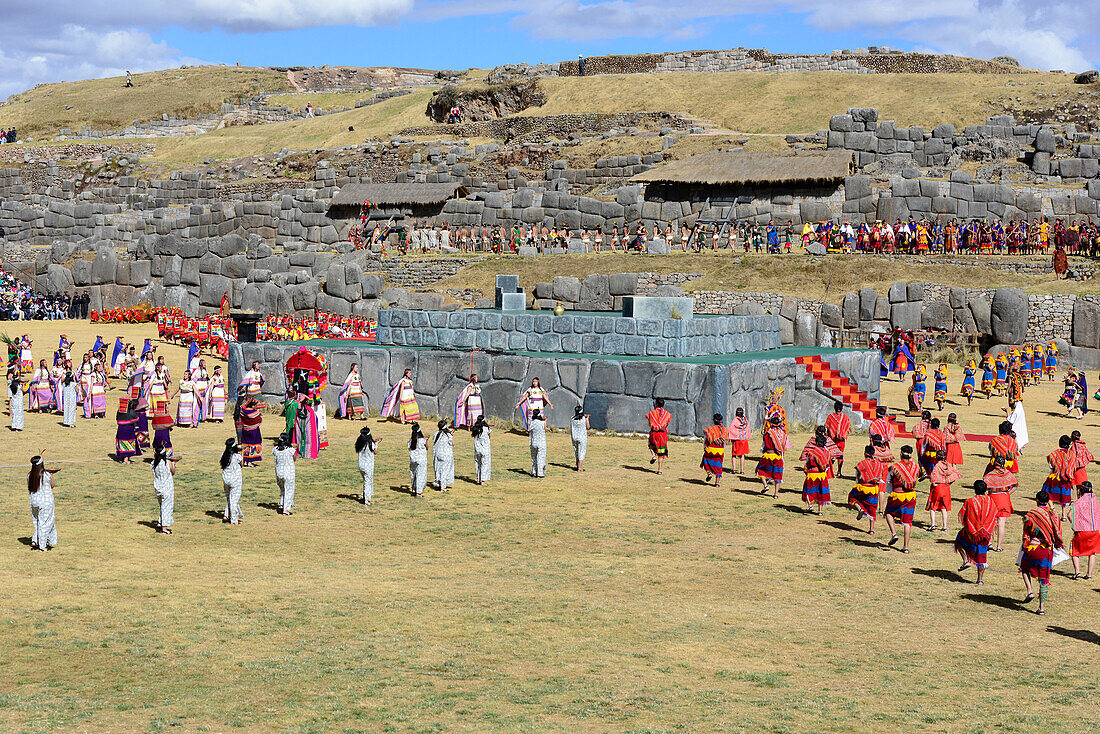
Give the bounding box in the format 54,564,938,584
382,369,420,424
454,374,484,428
701,414,727,488
848,444,886,535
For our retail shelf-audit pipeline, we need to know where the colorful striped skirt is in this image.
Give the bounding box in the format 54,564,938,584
649,429,668,457
802,471,830,504
756,450,783,481
242,426,263,466
399,396,420,421
346,391,366,416
116,423,141,459
1042,473,1073,506
962,379,975,397
701,444,724,476
848,483,879,515
884,490,917,525
934,385,947,401
1020,542,1053,583
955,530,990,568
152,428,173,456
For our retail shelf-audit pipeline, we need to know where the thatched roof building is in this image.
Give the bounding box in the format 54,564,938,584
631,149,854,188
330,183,468,208
328,182,469,226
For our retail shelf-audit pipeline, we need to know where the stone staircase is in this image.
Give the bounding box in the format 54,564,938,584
796,354,996,443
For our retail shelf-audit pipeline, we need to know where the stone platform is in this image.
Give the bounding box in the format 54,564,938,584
375,309,782,359
230,341,879,437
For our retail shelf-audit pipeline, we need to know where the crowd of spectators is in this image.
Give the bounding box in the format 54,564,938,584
0,269,88,320
2,128,17,144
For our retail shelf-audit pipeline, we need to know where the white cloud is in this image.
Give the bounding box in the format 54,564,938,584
0,0,413,98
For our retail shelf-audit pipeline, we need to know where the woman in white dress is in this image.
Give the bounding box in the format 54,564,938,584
220,438,244,525
27,455,60,551
408,422,428,498
571,405,590,472
151,447,181,534
356,426,380,505
272,433,297,515
471,415,492,485
432,420,455,492
528,408,548,478
10,375,25,431
60,371,78,427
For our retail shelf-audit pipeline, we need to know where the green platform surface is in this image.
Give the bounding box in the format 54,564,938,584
262,341,871,365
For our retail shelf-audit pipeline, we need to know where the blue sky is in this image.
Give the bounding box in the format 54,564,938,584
0,1,1095,97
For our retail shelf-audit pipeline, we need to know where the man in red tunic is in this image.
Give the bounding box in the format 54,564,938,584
956,481,998,584
869,406,895,461
987,421,1020,474
824,401,851,477
646,398,672,475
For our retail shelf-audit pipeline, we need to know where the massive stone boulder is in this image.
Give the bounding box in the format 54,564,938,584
1073,300,1100,348
990,288,1028,345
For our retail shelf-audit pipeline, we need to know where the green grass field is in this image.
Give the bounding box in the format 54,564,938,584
3,321,1100,733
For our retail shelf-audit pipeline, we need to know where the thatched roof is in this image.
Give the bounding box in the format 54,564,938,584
631,149,854,186
330,183,468,207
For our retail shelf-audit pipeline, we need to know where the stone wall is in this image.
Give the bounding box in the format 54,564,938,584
376,309,782,358
231,340,881,436
656,49,872,74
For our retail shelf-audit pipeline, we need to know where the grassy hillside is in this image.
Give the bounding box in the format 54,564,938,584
0,67,292,140
528,71,1074,133
151,89,435,162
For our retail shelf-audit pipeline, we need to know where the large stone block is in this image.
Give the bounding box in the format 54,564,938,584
794,312,818,347
890,301,920,330
820,303,842,328
552,276,581,303
921,302,951,330
859,288,878,320
578,274,612,311
990,288,1028,345
888,281,907,303
1073,300,1100,348
199,274,232,307
608,272,638,295
968,296,991,334
90,247,117,285
842,293,859,328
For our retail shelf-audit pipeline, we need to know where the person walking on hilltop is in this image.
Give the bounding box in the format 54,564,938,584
646,398,671,475
955,480,998,584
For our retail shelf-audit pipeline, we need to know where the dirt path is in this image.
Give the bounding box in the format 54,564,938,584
286,70,305,92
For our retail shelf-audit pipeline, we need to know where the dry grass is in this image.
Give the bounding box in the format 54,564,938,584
266,91,388,111
434,253,1066,303
2,321,1099,732
0,67,291,141
150,90,435,163
528,71,1075,133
